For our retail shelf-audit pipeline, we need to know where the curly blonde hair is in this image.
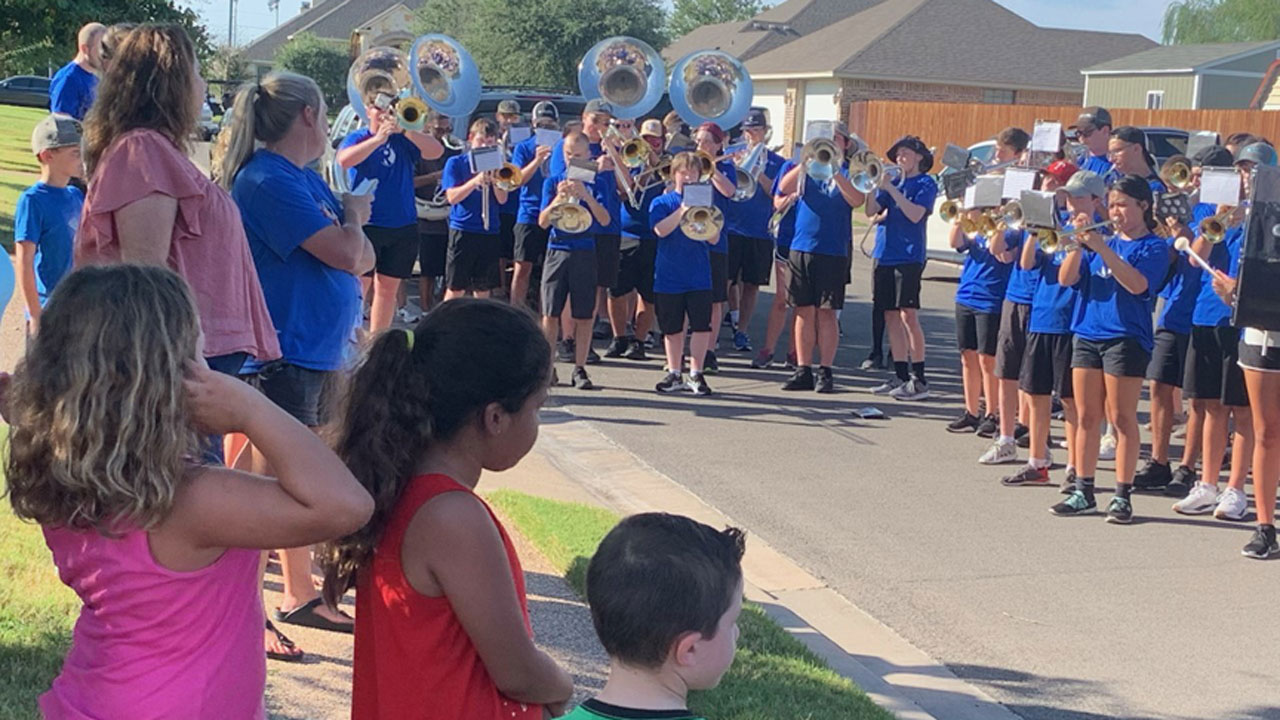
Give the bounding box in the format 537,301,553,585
83,24,199,178
4,265,203,533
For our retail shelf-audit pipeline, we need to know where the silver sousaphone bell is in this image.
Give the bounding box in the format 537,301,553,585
578,36,666,120
668,50,753,130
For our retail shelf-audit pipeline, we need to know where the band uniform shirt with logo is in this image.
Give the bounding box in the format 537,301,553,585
873,173,938,265
1070,233,1170,353
649,191,713,294
339,129,422,228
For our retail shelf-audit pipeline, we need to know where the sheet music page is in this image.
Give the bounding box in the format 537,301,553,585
535,128,561,147
1200,168,1241,206
470,146,503,172
1003,168,1038,199
507,125,532,144
1030,122,1061,153
682,183,714,207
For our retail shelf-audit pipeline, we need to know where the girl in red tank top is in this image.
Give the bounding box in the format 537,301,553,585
322,299,574,720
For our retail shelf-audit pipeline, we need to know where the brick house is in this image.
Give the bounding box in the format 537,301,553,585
664,0,1156,146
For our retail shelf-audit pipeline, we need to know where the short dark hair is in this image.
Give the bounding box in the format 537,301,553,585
1110,174,1158,232
1225,132,1260,149
586,513,745,668
997,127,1030,154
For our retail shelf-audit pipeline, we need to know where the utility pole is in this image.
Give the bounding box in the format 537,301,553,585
227,0,238,46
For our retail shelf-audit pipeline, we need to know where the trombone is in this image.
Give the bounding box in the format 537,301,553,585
1159,155,1194,193
495,162,524,193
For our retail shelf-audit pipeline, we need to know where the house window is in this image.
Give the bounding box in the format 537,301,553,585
982,88,1015,104
1146,90,1164,109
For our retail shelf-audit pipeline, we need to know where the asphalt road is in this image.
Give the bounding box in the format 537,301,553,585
545,259,1280,720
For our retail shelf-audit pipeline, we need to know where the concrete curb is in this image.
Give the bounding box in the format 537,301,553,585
490,408,1021,720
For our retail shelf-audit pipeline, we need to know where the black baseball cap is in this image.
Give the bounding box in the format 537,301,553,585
1069,106,1113,132
742,107,768,128
1192,145,1235,168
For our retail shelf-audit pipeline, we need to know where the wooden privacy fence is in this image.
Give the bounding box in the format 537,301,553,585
846,100,1280,157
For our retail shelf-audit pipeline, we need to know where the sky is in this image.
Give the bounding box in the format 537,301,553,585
179,0,1174,48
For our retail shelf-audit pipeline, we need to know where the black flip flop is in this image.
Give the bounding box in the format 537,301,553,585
265,620,305,663
273,597,354,634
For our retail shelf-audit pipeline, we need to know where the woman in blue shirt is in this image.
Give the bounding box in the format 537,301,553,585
1051,175,1170,524
222,71,376,661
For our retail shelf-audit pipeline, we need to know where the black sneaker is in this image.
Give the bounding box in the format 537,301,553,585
585,345,601,365
604,336,630,358
687,372,712,396
1002,463,1050,486
571,366,594,390
782,366,815,391
592,318,611,340
1242,525,1279,559
976,414,999,438
1132,459,1173,492
946,412,981,433
703,350,720,375
1106,496,1134,524
1060,469,1078,495
655,371,684,393
815,366,834,394
1014,423,1030,448
1050,490,1098,516
624,339,648,361
557,338,575,363
1164,464,1197,498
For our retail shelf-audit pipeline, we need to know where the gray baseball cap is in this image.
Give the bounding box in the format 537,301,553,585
584,98,614,116
1063,170,1107,198
31,113,82,155
496,99,521,115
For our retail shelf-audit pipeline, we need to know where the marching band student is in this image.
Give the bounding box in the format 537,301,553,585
337,81,444,331
777,123,866,393
651,151,719,396
725,108,785,353
946,209,1011,436
441,118,508,300
412,111,463,316
1224,132,1262,157
604,118,666,361
508,101,558,309
692,122,739,374
983,128,1036,463
1236,324,1280,558
865,135,937,400
1108,126,1166,195
1068,106,1114,178
752,152,800,370
1002,170,1103,487
494,100,524,286
538,131,614,390
1050,176,1170,524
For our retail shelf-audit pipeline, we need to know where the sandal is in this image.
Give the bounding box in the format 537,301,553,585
273,597,354,634
265,620,304,663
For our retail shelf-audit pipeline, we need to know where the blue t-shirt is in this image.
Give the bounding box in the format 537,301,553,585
771,160,798,252
233,150,361,371
1028,248,1080,335
954,233,1012,314
873,173,937,266
540,172,614,252
1156,218,1202,335
621,169,662,241
1002,229,1039,305
706,160,736,255
512,136,547,226
1070,234,1170,352
727,150,785,241
442,152,504,235
49,61,97,120
1082,154,1113,181
1191,223,1245,328
548,137,601,177
14,182,82,305
790,165,853,258
650,192,712,294
339,129,422,228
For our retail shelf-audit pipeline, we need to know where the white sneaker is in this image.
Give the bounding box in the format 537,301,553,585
1213,486,1249,521
870,378,903,395
890,378,930,401
1173,481,1220,515
979,440,1019,465
1098,434,1117,461
397,305,421,324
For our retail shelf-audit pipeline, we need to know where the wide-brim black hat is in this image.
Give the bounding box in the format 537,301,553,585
887,135,933,174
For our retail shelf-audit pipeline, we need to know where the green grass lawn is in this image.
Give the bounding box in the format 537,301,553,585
487,489,895,720
0,425,80,720
0,105,47,252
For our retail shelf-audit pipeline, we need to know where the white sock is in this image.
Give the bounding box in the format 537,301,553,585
998,435,1015,445
1031,457,1050,469
730,310,740,326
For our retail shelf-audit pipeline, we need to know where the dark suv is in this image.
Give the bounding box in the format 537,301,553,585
0,75,51,108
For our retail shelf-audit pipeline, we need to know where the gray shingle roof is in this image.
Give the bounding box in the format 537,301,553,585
242,0,426,63
660,21,775,65
1082,40,1280,74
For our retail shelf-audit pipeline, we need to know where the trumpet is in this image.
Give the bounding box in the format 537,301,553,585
681,205,725,242
938,199,962,224
996,200,1024,231
1199,207,1237,244
1160,155,1194,193
1032,220,1116,253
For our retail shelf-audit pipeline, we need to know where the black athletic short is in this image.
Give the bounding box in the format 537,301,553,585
513,222,547,264
994,300,1032,381
418,223,447,277
1239,329,1280,374
1072,336,1149,378
364,223,419,279
787,250,847,310
498,212,517,260
655,290,713,335
1186,326,1249,406
541,248,597,320
445,228,502,292
873,262,924,312
255,361,334,427
1020,332,1074,398
595,233,622,289
709,250,729,303
611,238,657,302
727,233,773,287
1145,328,1189,387
955,303,1001,356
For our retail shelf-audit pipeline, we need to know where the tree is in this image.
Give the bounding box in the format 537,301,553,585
0,0,213,76
668,0,764,40
413,0,667,90
1161,0,1280,44
207,45,251,84
274,32,349,110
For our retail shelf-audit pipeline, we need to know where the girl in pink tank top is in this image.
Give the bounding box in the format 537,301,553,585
321,299,573,719
4,265,373,720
